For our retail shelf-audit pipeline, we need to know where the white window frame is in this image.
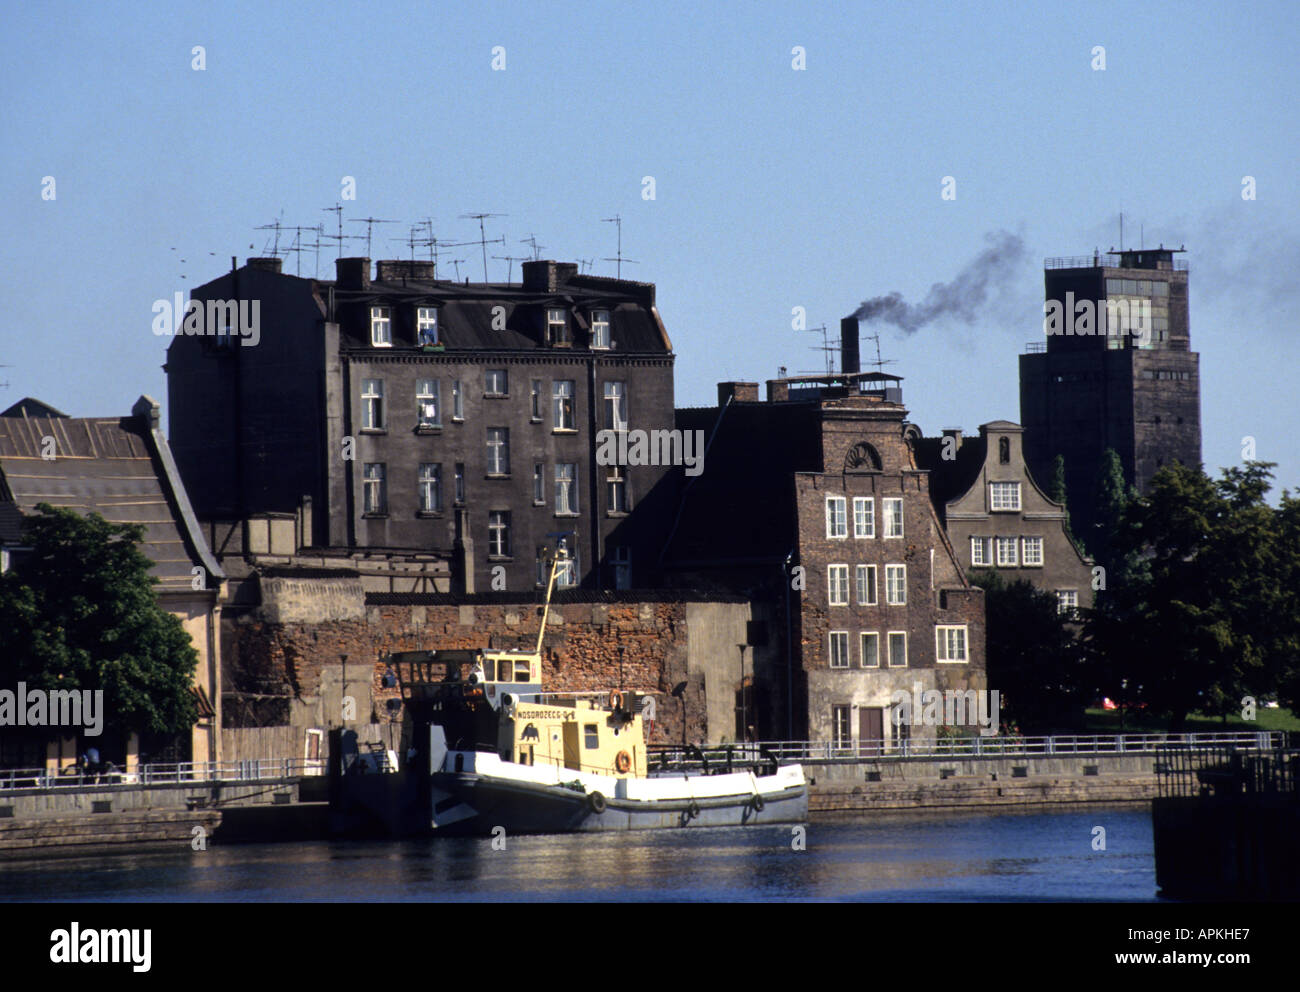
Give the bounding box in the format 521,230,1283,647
971,536,992,567
832,705,852,749
856,564,877,606
487,510,511,558
1021,536,1044,567
885,564,907,605
860,631,879,669
828,631,850,669
452,380,464,421
454,463,465,504
604,381,628,431
1056,590,1078,615
361,379,384,431
555,463,579,515
556,553,578,588
825,496,848,539
607,466,629,514
416,379,440,428
887,631,908,669
416,306,438,345
935,625,969,664
612,546,631,590
590,309,610,349
883,497,904,538
995,536,1018,567
485,368,508,397
370,306,391,347
418,463,442,513
853,497,875,538
486,427,510,476
828,564,850,606
547,307,570,345
553,380,576,431
363,463,386,514
530,379,543,421
533,462,545,505
990,481,1022,511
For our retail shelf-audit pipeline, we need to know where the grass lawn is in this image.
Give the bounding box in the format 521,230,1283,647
1082,706,1300,734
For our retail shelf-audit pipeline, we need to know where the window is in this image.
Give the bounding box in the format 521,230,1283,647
1056,590,1078,615
607,466,629,513
416,379,440,428
604,381,627,431
556,551,579,588
885,564,906,605
936,625,968,663
995,536,1018,566
486,428,510,476
361,379,384,430
514,661,531,683
417,306,438,345
363,463,386,514
887,631,908,668
555,463,579,515
548,308,570,346
856,564,877,605
829,631,850,669
487,510,511,557
533,463,545,504
485,369,508,396
828,565,849,606
370,306,391,347
452,380,464,421
971,536,992,567
418,463,442,513
825,496,848,539
583,723,599,749
590,309,610,349
998,436,1010,464
454,463,465,504
883,498,904,538
612,547,631,589
553,380,575,430
990,482,1021,511
530,380,543,421
1021,536,1044,566
832,705,851,749
853,497,875,538
860,632,879,669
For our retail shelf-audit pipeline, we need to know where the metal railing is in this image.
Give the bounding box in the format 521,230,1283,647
0,757,325,793
650,732,1284,767
1044,255,1189,272
1155,745,1300,800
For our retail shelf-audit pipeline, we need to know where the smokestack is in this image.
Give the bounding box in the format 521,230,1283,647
841,316,860,376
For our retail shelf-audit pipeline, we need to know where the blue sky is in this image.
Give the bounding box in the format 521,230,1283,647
3,1,1297,497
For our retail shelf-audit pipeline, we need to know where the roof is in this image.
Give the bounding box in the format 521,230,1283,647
0,396,224,590
1,398,69,419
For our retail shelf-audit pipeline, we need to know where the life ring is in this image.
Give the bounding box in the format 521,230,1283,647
608,690,623,710
588,790,607,814
615,750,632,774
686,800,700,819
751,793,766,812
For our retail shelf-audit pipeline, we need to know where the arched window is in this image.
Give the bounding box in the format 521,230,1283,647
998,437,1010,464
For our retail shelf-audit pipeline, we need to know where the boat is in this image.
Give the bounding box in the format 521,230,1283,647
381,546,808,835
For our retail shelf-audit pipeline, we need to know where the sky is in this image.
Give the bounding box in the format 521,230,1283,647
2,1,1297,498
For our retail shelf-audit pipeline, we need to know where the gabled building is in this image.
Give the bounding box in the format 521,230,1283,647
165,257,677,596
913,420,1094,613
0,396,225,768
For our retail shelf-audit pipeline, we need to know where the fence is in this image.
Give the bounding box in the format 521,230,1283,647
0,757,324,793
1155,744,1300,800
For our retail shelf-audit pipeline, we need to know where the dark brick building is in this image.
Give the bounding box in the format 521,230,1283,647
664,337,986,746
1020,247,1202,539
165,257,677,595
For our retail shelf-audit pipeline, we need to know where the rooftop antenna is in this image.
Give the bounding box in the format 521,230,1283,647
861,325,897,376
348,217,400,258
521,233,546,261
576,257,595,274
492,251,531,285
321,204,358,261
256,212,287,257
459,213,507,282
0,363,10,390
304,223,325,278
800,323,838,376
280,225,318,277
601,215,639,278
450,257,468,281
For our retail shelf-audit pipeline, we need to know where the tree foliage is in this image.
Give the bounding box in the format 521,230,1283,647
0,504,198,738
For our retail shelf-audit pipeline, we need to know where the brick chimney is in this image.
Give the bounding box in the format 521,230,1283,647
522,260,578,292
841,316,860,376
246,257,283,274
766,379,790,403
376,260,437,282
335,257,370,290
717,382,759,404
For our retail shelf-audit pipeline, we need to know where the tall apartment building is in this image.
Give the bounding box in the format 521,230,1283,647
165,257,676,594
1019,247,1201,540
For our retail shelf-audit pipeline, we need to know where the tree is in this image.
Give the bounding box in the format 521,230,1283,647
968,570,1087,732
0,504,198,739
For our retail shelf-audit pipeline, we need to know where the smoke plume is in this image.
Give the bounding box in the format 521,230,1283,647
850,229,1027,332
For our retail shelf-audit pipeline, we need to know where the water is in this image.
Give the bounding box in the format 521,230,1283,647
0,805,1157,902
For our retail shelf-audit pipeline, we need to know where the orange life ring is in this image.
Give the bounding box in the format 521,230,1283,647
614,750,632,774
609,690,624,710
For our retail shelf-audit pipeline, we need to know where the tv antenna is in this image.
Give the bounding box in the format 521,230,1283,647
450,257,468,281
601,215,638,278
801,323,839,376
521,233,546,261
349,217,400,258
0,363,10,390
492,252,531,285
279,225,319,277
576,257,595,274
861,324,896,376
255,213,288,257
321,204,359,260
459,213,507,282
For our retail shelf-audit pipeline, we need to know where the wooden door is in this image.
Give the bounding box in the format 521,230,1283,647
859,708,884,756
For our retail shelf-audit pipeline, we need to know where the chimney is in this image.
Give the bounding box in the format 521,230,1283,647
766,379,790,403
522,260,578,292
334,257,370,290
717,382,759,405
246,257,283,274
841,316,860,376
941,428,963,450
376,259,437,282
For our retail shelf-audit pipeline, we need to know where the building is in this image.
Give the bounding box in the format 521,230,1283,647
0,396,225,769
664,317,986,747
1020,247,1201,540
165,257,678,596
913,420,1094,613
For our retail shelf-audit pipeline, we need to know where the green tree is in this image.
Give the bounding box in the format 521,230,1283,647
968,570,1087,732
0,504,198,739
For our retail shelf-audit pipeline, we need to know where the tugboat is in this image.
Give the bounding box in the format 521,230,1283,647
384,546,807,835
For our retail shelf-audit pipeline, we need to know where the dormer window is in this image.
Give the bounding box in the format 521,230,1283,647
370,306,391,347
547,308,570,346
590,309,610,349
417,306,439,346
